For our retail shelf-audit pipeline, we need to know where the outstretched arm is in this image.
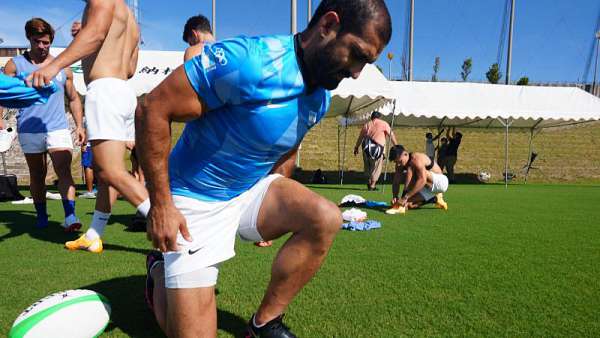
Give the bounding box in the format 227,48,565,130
136,65,206,252
28,0,116,87
433,128,444,141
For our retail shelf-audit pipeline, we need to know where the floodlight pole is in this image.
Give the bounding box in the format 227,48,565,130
291,0,297,34
212,0,217,39
408,0,414,81
592,31,600,95
307,0,312,23
505,0,515,85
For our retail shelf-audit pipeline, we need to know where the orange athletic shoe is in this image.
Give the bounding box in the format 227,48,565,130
65,234,103,253
435,193,448,211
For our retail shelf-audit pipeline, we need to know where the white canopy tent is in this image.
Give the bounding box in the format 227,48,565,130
335,81,600,186
51,48,183,96
327,63,395,184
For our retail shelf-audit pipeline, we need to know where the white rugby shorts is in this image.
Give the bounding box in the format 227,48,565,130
18,129,73,154
164,174,282,288
419,172,449,201
85,78,137,142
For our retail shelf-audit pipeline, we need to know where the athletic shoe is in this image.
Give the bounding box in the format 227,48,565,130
11,197,34,205
45,191,62,200
385,204,406,215
78,191,96,199
145,250,164,311
435,193,448,211
245,314,297,338
62,219,82,232
65,234,103,253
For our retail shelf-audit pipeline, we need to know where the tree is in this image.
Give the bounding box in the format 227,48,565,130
486,63,502,84
516,76,529,85
431,56,440,82
461,58,472,81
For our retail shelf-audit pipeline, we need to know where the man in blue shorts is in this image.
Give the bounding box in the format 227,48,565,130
137,0,392,336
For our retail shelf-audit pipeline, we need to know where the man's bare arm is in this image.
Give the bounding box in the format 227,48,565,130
136,66,204,207
28,0,115,87
354,127,366,154
392,166,403,199
403,163,427,200
136,65,206,251
64,68,84,144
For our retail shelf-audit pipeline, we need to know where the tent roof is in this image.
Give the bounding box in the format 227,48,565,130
51,48,183,96
340,81,600,129
327,63,394,118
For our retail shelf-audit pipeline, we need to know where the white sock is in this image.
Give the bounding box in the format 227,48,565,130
136,198,150,217
85,210,111,240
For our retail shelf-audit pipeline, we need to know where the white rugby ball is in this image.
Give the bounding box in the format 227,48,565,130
9,289,111,338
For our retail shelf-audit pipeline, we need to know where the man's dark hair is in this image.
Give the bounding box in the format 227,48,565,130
307,0,392,46
370,111,382,120
182,14,212,43
455,132,463,138
389,145,406,162
25,18,55,42
425,132,433,139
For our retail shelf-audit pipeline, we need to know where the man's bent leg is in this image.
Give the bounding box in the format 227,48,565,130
91,140,148,207
253,177,342,324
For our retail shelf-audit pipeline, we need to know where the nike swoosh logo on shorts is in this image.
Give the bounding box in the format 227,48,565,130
188,247,204,255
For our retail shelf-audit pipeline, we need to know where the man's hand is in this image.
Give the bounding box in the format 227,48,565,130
27,63,61,88
391,197,399,206
399,196,409,207
147,203,193,252
74,127,85,146
353,146,359,156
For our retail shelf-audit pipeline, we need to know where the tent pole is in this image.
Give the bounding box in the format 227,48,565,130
525,128,534,184
381,99,397,194
341,123,348,185
504,118,511,188
337,124,341,184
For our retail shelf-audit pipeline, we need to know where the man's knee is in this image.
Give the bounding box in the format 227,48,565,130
309,199,342,239
95,168,127,186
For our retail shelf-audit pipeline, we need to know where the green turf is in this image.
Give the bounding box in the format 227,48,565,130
1,184,599,337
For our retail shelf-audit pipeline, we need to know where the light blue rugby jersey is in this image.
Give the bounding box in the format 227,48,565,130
169,35,330,201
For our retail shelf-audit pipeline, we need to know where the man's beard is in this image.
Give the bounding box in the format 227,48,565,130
312,43,351,90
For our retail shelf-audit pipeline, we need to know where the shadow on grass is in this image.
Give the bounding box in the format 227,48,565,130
83,275,247,338
0,210,149,255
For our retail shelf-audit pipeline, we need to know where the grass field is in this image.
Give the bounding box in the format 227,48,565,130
1,183,599,337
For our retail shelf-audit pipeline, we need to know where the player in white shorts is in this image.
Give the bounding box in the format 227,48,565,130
138,0,392,336
389,145,450,210
29,0,150,253
4,17,84,231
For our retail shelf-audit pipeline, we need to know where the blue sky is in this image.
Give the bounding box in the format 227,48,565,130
1,0,599,83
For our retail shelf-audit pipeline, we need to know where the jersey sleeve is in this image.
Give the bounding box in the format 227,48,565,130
183,36,262,110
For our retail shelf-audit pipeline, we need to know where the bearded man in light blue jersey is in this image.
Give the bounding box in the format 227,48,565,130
137,0,392,336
